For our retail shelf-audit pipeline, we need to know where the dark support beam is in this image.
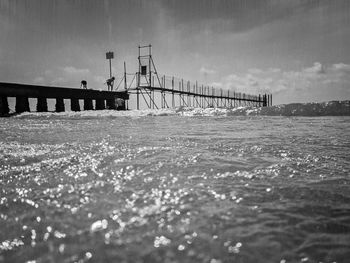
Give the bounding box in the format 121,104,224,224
106,98,116,110
0,96,9,115
55,98,65,112
0,82,129,112
0,82,129,100
15,96,30,113
71,98,80,111
95,99,105,110
36,97,48,112
83,99,93,110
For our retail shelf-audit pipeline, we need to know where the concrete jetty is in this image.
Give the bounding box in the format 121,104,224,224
0,82,129,116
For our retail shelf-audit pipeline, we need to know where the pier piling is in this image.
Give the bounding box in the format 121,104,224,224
36,97,48,112
15,96,30,113
83,99,93,110
71,98,80,111
106,98,117,110
95,99,105,110
0,96,9,115
55,98,65,112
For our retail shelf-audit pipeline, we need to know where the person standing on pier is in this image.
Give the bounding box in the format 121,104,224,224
106,77,115,91
80,80,87,89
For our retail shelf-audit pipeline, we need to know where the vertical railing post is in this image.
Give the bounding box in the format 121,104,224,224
181,79,184,107
195,83,197,107
201,85,203,108
227,90,230,108
220,89,223,107
212,87,214,108
172,76,175,108
179,81,182,107
161,76,164,108
136,72,140,110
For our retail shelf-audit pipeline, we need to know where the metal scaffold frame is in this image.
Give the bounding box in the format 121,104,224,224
125,45,272,110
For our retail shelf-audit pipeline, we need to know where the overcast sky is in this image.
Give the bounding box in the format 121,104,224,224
1,0,349,105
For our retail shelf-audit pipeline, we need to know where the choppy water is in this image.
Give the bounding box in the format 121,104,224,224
1,107,350,263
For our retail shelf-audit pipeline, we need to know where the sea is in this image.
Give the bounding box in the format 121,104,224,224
0,102,350,263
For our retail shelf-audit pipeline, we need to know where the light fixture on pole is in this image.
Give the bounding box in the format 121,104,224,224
106,51,114,79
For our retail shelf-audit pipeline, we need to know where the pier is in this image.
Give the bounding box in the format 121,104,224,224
0,82,129,116
0,45,272,116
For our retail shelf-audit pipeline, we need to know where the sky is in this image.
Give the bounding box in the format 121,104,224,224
0,0,350,106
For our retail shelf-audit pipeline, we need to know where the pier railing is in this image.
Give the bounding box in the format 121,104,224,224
123,73,272,110
0,45,272,115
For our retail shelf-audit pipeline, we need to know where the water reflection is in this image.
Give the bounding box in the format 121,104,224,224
0,116,349,262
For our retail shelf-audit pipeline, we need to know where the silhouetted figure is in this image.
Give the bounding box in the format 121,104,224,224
106,77,115,91
81,80,87,89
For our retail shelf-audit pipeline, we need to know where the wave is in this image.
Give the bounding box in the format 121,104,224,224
251,100,350,116
13,100,349,118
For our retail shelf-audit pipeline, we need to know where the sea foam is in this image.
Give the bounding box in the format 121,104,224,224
14,100,349,118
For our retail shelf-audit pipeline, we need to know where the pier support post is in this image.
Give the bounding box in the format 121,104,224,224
36,97,48,112
71,98,80,111
55,98,65,112
106,98,116,110
15,96,30,113
83,99,93,110
95,99,105,110
0,96,9,115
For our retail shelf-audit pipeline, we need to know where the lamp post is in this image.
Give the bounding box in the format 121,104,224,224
106,51,114,79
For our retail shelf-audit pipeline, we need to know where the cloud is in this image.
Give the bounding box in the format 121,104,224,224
269,68,281,73
211,62,350,96
93,75,106,84
248,68,263,74
210,82,223,88
33,76,45,84
211,68,286,94
62,66,90,75
51,77,65,85
30,67,90,86
199,66,216,75
303,62,325,75
161,0,324,35
331,63,350,73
